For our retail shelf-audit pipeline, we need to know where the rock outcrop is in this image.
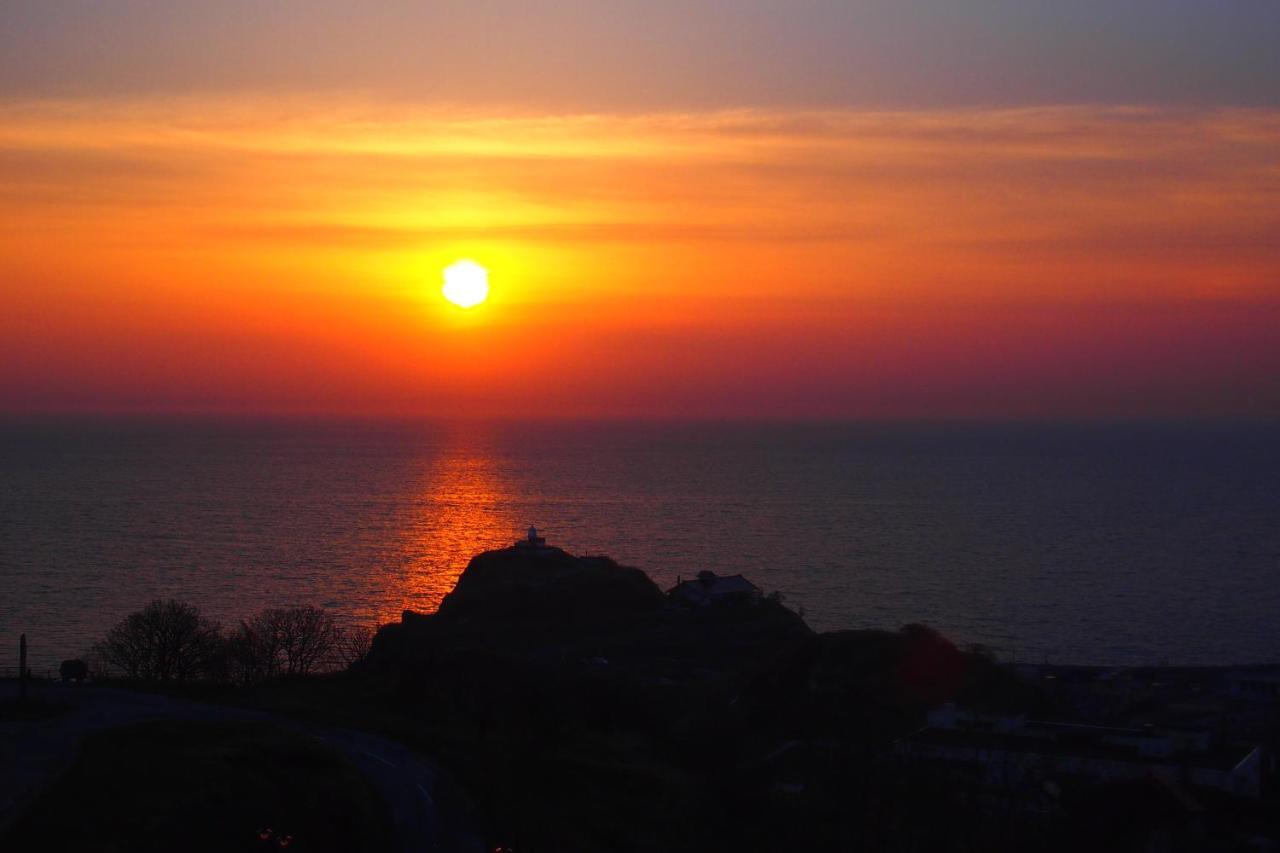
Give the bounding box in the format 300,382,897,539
369,542,810,686
435,546,665,625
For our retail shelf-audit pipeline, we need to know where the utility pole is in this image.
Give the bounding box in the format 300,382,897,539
18,633,28,704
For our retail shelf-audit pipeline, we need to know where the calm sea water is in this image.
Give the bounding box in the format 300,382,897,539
2,417,1278,671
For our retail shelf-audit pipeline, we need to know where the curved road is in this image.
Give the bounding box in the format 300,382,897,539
0,681,483,852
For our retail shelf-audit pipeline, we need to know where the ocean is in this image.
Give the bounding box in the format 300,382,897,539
2,417,1278,671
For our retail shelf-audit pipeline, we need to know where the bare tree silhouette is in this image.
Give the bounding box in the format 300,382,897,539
93,599,222,682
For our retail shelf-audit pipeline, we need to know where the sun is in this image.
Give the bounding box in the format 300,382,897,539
442,260,490,309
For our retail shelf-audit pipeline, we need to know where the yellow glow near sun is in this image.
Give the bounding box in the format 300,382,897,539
442,260,490,308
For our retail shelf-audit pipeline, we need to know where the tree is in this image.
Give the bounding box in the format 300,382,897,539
271,606,340,676
337,624,375,669
93,599,222,682
226,606,341,682
224,615,282,686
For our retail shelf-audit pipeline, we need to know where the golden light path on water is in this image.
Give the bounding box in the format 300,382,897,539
354,427,516,628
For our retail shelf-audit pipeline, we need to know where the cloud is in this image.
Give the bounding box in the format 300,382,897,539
2,98,1278,416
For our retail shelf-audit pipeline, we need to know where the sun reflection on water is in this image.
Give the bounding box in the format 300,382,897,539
389,429,516,619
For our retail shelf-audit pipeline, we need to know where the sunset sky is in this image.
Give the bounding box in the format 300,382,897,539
2,1,1278,419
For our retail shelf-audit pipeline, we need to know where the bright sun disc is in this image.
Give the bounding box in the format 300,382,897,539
442,260,489,308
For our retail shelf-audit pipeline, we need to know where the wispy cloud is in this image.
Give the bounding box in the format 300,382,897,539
2,98,1278,416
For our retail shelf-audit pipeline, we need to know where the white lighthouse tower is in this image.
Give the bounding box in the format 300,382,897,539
517,526,547,548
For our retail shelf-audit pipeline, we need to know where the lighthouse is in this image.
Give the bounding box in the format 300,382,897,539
517,526,547,548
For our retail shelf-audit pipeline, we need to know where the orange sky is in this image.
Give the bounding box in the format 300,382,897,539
2,99,1278,418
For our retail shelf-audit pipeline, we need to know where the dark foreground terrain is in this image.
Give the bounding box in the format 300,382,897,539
0,681,477,852
5,720,392,853
6,540,1279,851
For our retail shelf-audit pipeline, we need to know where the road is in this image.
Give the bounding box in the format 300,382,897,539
0,680,483,852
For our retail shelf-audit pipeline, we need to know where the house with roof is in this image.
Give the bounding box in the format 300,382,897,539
669,570,762,606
